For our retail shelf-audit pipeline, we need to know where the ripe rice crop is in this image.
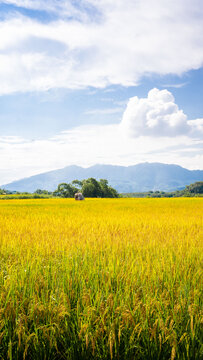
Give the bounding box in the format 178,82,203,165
0,198,202,359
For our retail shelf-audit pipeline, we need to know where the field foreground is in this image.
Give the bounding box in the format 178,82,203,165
0,198,202,359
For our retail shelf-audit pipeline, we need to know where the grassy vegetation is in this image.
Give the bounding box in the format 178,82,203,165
0,198,202,359
0,194,52,200
120,192,203,198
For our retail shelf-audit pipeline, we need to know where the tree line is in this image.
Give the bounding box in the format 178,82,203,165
53,178,119,198
1,181,202,199
121,181,203,198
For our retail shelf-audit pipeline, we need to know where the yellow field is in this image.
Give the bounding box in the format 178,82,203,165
0,198,202,359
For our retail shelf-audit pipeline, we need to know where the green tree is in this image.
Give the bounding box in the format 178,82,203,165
108,186,119,198
34,189,49,195
55,183,78,198
99,179,118,198
54,178,119,198
81,178,102,197
71,179,83,187
185,181,203,194
0,188,10,195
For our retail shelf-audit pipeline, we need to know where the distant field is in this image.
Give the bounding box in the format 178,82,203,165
0,198,202,359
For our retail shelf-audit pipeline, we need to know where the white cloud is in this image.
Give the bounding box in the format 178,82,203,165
85,107,123,115
120,88,203,137
0,135,26,143
188,118,203,133
161,83,188,89
0,0,203,93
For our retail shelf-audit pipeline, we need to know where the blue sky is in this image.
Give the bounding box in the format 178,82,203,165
0,0,203,184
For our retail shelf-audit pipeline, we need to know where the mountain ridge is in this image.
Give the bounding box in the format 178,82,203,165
1,163,203,193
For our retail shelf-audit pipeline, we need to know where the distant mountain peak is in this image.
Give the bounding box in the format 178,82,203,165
1,163,203,193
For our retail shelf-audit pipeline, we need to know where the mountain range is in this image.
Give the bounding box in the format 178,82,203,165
1,163,203,193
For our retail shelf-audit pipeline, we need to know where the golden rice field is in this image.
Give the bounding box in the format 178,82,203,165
0,198,202,360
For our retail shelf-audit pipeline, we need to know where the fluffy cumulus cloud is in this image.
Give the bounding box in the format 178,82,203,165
0,0,203,93
121,88,203,137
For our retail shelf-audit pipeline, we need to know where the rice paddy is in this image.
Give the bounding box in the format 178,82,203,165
0,198,202,359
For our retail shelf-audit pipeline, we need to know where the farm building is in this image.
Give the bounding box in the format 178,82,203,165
74,192,84,200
